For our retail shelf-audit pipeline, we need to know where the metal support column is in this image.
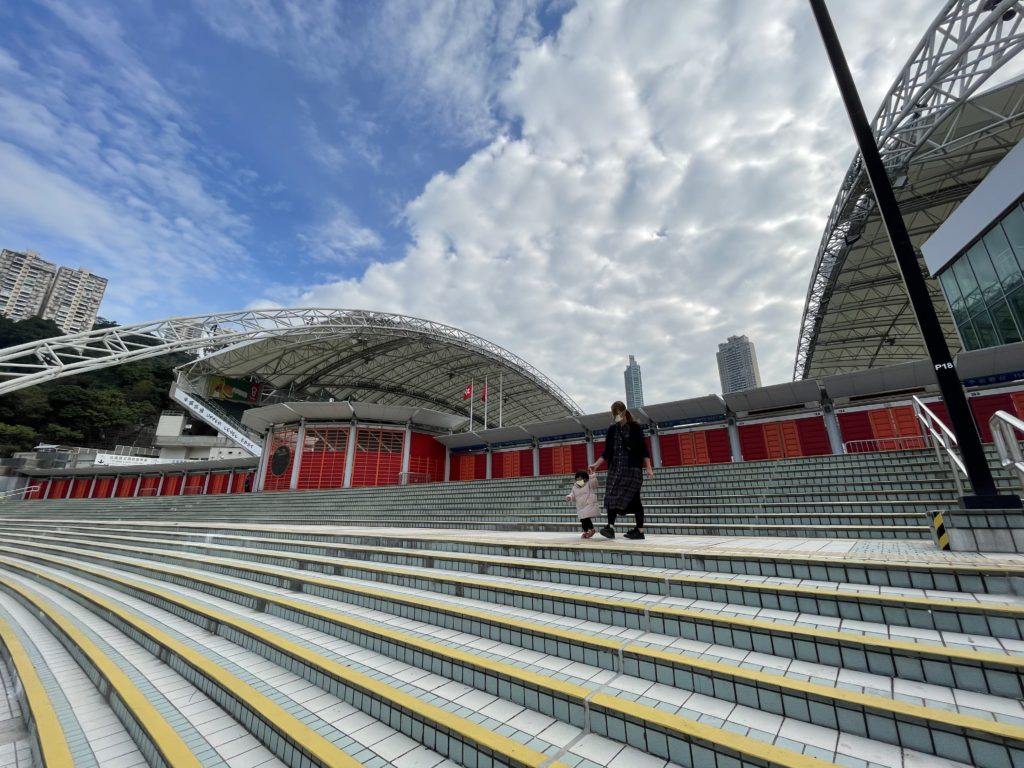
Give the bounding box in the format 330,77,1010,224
727,417,743,463
822,402,844,455
810,0,1020,509
343,421,358,488
289,420,306,490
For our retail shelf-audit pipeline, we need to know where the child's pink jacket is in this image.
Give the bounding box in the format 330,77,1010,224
565,476,600,520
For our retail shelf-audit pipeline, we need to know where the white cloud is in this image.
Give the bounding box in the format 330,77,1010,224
367,0,545,142
0,48,20,73
300,205,383,264
190,0,350,81
286,0,944,412
0,1,253,320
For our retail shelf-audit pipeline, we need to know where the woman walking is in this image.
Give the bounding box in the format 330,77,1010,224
589,400,654,540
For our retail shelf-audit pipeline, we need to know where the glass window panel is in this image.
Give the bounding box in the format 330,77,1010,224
984,224,1024,292
1008,288,1024,338
990,300,1022,344
971,307,999,348
952,257,982,316
939,270,967,323
958,320,981,351
966,241,1002,302
1001,205,1024,270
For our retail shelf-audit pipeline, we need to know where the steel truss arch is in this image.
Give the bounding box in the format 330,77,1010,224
0,308,582,422
795,0,1024,380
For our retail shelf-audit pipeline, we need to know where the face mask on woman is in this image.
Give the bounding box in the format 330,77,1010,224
614,413,624,423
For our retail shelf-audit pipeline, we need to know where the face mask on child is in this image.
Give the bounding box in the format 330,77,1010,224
575,479,586,487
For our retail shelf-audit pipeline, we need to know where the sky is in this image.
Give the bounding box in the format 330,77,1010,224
0,0,950,412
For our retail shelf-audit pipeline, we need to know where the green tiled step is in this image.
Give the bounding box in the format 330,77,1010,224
5,536,1024,767
1,548,853,768
10,525,1020,640
0,555,574,768
8,533,1021,702
121,522,1015,595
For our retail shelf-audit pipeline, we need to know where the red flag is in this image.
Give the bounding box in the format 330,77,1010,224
462,383,473,400
481,383,487,402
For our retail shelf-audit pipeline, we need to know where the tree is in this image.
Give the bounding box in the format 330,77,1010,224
0,316,194,450
0,423,38,456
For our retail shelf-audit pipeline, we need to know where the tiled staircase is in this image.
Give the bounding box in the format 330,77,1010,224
1,448,1022,767
10,449,1016,539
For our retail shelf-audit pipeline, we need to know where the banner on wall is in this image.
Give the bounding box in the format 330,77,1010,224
209,375,261,403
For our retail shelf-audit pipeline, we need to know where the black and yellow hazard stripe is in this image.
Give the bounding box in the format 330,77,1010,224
931,510,952,551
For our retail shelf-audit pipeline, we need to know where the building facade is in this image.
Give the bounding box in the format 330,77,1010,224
623,354,644,408
924,140,1024,352
0,249,57,323
41,266,108,334
0,249,106,333
717,335,762,394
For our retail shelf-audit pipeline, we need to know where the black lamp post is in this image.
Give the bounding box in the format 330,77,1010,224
808,0,1020,510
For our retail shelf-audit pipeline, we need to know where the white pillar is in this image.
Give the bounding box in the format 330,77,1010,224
532,441,540,477
485,448,492,480
64,477,74,499
343,421,358,488
88,476,98,499
400,423,413,480
254,428,273,492
156,474,165,497
822,404,844,455
289,421,306,490
649,428,663,469
727,417,743,463
585,435,595,467
444,446,451,482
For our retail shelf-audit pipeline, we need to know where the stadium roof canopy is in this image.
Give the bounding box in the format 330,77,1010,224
794,1,1024,381
0,308,581,426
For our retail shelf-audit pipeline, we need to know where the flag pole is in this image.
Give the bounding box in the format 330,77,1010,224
483,376,488,430
469,378,474,430
499,373,503,427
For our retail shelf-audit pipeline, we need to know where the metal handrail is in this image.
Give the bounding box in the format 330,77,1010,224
912,396,966,497
990,410,1024,491
0,485,40,502
843,436,927,454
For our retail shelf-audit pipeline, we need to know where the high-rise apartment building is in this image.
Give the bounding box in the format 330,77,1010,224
0,249,57,323
41,266,108,334
717,335,762,394
0,249,107,334
623,354,644,409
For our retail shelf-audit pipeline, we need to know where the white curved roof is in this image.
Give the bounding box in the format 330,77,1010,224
795,1,1024,380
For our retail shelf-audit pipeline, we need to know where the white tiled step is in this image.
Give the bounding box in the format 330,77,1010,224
0,570,282,768
43,553,985,768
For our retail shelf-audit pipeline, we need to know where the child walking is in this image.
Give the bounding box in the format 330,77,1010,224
565,469,600,539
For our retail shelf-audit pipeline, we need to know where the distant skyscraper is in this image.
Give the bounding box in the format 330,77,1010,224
0,249,107,334
717,335,762,394
624,354,644,409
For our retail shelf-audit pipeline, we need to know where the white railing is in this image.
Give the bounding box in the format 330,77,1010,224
0,485,40,502
990,410,1024,492
399,471,432,485
912,396,967,496
843,436,927,454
